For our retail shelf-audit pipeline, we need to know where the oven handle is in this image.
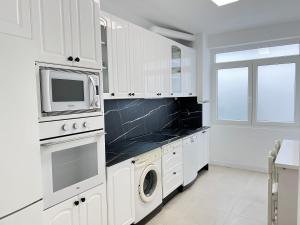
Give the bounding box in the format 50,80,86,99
89,75,97,107
41,130,105,146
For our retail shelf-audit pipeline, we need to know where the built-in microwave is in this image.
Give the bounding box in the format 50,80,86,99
40,68,101,115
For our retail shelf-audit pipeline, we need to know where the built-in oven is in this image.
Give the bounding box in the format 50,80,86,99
40,116,106,209
39,67,102,115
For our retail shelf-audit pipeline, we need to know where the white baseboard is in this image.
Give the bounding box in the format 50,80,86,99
210,160,267,173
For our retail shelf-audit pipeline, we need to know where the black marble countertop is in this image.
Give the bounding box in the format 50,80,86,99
106,126,210,167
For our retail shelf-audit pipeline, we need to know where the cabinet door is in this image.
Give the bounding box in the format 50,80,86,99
110,16,131,98
79,185,107,225
159,37,172,97
0,0,31,38
171,44,182,97
36,0,73,65
107,159,135,225
129,24,145,98
43,196,79,225
182,47,196,97
203,130,209,165
70,0,101,69
144,31,162,98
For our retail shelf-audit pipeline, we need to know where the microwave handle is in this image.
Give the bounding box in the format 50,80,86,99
41,130,105,146
89,76,97,107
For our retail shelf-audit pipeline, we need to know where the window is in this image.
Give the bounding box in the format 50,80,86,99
255,63,296,124
215,44,300,63
213,43,299,126
217,67,249,121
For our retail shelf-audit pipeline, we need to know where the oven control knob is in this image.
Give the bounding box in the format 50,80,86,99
83,122,88,128
73,123,79,129
62,124,69,131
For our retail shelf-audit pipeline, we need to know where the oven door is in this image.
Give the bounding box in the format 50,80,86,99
41,69,91,112
41,131,105,209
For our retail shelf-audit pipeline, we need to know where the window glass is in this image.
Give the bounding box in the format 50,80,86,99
217,67,249,121
256,63,296,123
216,44,300,63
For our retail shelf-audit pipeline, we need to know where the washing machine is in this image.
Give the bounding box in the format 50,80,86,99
133,148,163,224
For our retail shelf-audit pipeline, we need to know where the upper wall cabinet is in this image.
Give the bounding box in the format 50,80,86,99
181,46,197,97
144,30,171,98
0,0,32,38
35,0,101,69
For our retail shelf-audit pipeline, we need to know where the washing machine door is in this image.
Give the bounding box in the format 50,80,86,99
139,164,160,203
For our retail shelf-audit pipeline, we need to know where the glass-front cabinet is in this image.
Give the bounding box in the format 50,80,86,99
100,14,114,98
171,45,182,96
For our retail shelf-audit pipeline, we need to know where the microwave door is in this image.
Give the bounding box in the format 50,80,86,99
41,70,90,112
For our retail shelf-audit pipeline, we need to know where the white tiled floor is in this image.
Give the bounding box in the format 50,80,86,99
146,166,268,225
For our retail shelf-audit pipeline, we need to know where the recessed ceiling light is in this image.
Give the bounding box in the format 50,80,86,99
211,0,240,6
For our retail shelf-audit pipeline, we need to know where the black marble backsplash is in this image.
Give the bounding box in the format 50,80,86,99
104,97,202,145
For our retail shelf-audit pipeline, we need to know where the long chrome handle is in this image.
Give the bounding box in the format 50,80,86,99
41,130,104,146
88,76,97,107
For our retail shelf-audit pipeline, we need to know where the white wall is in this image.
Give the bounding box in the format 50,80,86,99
207,20,300,172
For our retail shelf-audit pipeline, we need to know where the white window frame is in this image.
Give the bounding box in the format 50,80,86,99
212,61,253,126
252,56,300,127
211,41,300,127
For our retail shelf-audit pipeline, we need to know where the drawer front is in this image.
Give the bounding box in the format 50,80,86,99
163,164,183,198
162,141,183,173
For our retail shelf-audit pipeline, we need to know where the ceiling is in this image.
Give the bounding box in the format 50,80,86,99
101,0,300,34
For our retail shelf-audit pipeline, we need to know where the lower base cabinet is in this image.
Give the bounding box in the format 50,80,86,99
107,159,135,225
43,185,107,225
162,140,184,198
196,130,209,171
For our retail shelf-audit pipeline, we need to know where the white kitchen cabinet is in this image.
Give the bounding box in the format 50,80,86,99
129,24,145,98
43,185,107,225
162,140,184,198
35,0,101,69
182,46,197,97
0,201,42,225
70,0,101,69
107,159,135,225
79,186,107,225
144,31,171,98
195,130,210,171
110,15,131,98
0,0,32,38
171,44,182,97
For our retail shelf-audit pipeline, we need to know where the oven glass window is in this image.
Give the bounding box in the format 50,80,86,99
52,79,84,102
51,143,98,192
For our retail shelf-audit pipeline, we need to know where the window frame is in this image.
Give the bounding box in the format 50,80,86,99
252,56,300,127
211,41,300,127
212,61,253,126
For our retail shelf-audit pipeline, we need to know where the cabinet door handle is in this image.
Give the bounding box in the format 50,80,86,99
80,197,86,203
74,57,80,62
173,172,177,175
74,200,80,206
129,93,132,96
157,93,160,96
67,56,74,61
173,152,176,155
132,93,135,96
111,93,115,96
131,160,136,164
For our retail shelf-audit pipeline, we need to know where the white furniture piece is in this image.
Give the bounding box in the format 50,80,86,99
195,129,210,171
100,11,197,100
133,148,163,223
162,140,184,198
182,130,210,187
0,0,32,38
182,134,199,186
107,159,135,225
43,185,107,225
34,0,101,69
275,140,299,225
0,201,42,225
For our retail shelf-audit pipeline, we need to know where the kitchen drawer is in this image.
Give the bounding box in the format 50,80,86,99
163,164,183,198
162,140,183,174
